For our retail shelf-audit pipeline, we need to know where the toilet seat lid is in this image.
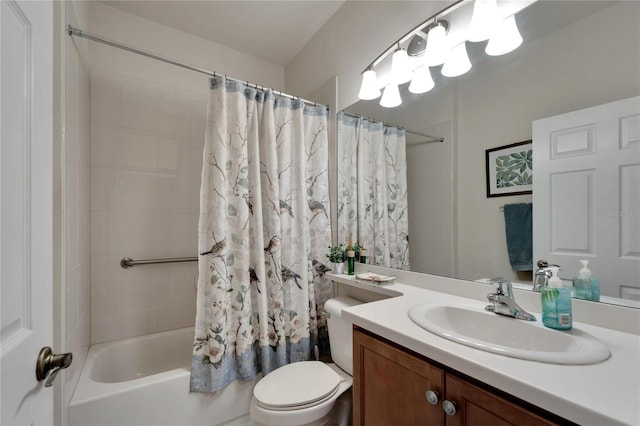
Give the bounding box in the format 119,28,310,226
253,361,342,409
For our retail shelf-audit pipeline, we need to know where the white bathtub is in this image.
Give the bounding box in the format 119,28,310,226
69,327,259,426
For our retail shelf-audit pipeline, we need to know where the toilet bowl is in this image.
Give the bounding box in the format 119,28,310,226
249,297,361,426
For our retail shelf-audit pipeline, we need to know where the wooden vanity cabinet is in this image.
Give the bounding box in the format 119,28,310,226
353,327,567,426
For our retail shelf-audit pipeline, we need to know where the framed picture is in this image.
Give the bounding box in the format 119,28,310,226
485,140,533,198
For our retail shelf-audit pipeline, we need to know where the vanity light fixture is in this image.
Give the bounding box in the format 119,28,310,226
380,83,402,108
424,20,450,67
358,68,382,100
467,0,500,42
390,46,413,84
408,65,435,94
356,0,533,106
485,15,523,56
441,42,472,77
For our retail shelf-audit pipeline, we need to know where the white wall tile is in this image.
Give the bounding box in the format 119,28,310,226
122,308,159,339
91,79,122,126
91,68,208,343
120,211,162,259
140,79,175,97
102,70,141,89
122,292,159,338
190,102,207,141
159,96,190,138
159,137,190,174
91,297,123,343
91,167,121,212
122,265,162,296
122,129,158,169
154,173,189,213
190,177,202,214
91,212,121,255
190,145,204,177
120,171,157,212
158,264,197,331
65,266,80,339
91,123,122,167
91,255,122,301
122,86,158,132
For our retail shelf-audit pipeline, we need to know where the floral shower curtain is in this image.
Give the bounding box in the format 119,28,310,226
190,77,332,392
337,112,410,269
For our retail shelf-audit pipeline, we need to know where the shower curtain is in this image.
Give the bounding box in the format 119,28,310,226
337,112,410,269
190,77,332,392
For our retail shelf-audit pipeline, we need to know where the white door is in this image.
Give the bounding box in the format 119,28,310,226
533,96,640,300
1,1,55,424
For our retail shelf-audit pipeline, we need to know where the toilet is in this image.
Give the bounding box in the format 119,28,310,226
249,296,360,426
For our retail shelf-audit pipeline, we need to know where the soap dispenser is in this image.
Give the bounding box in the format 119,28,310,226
573,260,600,302
541,267,572,330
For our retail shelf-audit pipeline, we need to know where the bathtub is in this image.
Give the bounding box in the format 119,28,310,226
69,327,259,426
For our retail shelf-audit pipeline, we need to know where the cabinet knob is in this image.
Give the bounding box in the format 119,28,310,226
442,399,457,416
425,390,439,405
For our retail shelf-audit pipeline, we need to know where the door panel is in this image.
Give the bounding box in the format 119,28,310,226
1,1,54,424
533,96,640,299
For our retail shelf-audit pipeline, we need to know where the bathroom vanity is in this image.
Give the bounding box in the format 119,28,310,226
329,269,640,425
353,328,565,425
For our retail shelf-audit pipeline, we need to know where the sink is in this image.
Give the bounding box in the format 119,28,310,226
408,303,610,365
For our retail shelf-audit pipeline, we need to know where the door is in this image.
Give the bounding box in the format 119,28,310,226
353,328,445,426
1,1,55,424
533,97,640,299
444,374,558,425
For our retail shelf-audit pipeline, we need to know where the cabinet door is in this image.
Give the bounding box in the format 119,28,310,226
444,374,559,426
353,328,445,426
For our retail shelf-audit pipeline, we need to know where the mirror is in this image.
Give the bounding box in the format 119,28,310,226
341,1,640,307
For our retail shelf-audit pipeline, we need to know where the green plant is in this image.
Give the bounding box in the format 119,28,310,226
326,244,346,263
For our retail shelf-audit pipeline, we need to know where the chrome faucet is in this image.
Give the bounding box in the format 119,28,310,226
485,277,536,321
533,260,559,292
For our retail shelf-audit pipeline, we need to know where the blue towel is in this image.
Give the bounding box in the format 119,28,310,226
503,203,532,271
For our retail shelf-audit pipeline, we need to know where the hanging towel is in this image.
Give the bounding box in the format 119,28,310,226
503,203,533,271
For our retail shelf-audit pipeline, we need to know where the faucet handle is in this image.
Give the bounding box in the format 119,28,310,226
489,277,512,296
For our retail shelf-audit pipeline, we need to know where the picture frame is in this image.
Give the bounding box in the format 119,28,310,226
485,140,533,198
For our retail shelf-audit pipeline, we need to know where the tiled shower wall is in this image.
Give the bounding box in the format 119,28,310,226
90,69,206,344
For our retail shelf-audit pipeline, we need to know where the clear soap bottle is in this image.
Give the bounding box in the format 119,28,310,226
541,267,572,330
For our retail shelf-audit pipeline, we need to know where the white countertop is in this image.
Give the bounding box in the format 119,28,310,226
330,274,640,426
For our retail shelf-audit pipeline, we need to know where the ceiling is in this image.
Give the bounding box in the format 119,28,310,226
99,0,345,66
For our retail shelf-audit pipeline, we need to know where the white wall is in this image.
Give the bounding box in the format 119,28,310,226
86,2,287,344
60,1,92,422
88,2,284,96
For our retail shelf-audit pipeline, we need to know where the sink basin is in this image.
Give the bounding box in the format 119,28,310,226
408,303,610,365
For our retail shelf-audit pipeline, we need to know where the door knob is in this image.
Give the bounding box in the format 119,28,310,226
36,347,72,387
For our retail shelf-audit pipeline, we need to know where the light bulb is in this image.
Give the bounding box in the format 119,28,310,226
486,15,523,56
409,66,435,94
424,23,449,67
442,42,472,77
467,0,500,42
358,69,381,100
380,84,402,108
390,48,412,84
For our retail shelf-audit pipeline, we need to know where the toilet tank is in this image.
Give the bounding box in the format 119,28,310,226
324,297,362,376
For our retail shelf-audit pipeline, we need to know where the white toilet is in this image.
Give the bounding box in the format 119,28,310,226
249,296,360,426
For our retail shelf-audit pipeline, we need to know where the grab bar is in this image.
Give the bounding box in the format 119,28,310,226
120,256,198,268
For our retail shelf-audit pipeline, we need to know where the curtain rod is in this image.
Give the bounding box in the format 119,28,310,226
66,25,327,109
341,112,444,143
